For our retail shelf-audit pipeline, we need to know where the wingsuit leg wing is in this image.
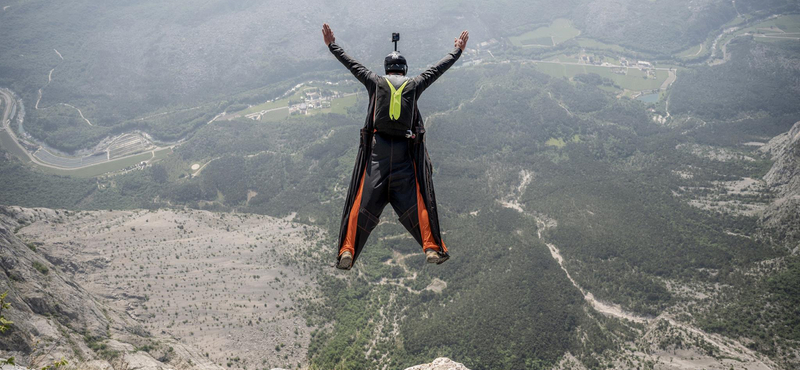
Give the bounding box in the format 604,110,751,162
411,126,449,263
336,128,373,269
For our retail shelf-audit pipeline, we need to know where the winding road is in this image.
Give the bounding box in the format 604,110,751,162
0,88,166,172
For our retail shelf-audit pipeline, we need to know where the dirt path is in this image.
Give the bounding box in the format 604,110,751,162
548,92,573,116
35,68,56,110
660,69,676,90
692,44,705,56
665,96,671,118
373,250,447,295
62,103,93,126
535,218,650,324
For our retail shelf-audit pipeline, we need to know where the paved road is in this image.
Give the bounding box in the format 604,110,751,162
0,88,166,172
660,69,677,90
1,90,11,123
33,148,108,167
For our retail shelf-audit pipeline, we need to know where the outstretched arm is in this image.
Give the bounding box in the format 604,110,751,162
323,23,377,88
413,30,469,95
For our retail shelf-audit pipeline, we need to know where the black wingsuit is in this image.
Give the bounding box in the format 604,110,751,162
329,42,461,268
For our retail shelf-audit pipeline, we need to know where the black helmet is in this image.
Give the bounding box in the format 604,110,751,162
384,51,407,74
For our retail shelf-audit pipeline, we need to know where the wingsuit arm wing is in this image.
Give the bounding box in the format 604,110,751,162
413,47,462,96
329,42,377,89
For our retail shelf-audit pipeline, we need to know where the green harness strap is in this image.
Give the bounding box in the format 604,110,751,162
385,77,409,120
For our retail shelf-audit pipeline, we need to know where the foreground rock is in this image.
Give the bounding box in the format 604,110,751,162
404,358,470,370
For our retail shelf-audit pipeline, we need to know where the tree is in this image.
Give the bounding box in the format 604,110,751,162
0,291,11,333
1,291,14,366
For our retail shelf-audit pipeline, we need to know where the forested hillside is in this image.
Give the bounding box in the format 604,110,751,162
2,1,800,369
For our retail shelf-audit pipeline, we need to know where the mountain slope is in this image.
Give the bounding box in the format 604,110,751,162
1,205,326,369
0,206,218,369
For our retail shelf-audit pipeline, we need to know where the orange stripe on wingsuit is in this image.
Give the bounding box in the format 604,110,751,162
341,93,379,258
414,165,446,253
341,171,366,258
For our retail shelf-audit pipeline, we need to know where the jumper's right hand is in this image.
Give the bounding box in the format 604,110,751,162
454,30,469,51
322,23,336,46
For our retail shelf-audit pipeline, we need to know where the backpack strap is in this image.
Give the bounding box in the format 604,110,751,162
384,77,409,121
362,90,378,142
411,89,423,144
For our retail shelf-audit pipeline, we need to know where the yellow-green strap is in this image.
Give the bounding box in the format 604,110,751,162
385,78,409,120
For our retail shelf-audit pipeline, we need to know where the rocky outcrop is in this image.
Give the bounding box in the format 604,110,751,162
762,121,800,194
403,358,470,370
760,121,800,249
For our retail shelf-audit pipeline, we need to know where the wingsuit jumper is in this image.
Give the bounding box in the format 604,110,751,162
322,24,469,270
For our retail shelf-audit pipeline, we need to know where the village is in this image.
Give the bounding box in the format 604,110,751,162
576,54,659,78
613,57,658,78
244,88,354,121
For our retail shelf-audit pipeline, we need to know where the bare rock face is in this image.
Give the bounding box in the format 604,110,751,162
403,358,470,370
762,121,800,193
760,121,800,249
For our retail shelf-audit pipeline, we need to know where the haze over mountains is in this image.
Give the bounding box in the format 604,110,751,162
1,1,800,370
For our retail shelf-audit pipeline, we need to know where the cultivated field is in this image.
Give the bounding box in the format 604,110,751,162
743,14,800,41
531,60,671,91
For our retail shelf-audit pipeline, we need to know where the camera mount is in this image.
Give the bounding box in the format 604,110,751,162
392,33,400,51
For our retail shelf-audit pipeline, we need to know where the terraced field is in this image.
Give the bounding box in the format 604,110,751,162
108,133,153,159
